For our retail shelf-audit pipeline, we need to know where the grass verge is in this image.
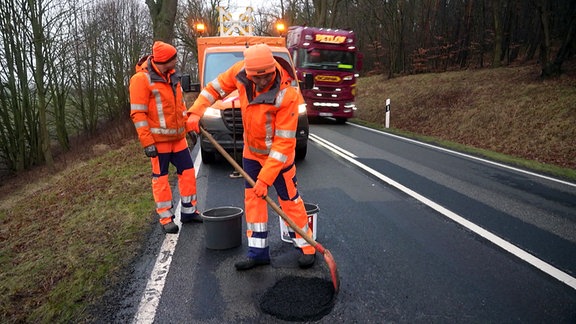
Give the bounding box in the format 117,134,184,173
0,139,154,323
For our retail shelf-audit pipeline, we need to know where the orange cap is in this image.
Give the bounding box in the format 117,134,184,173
152,41,177,64
243,44,276,76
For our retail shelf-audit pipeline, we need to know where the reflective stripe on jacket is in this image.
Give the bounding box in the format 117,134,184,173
189,58,302,186
129,56,187,148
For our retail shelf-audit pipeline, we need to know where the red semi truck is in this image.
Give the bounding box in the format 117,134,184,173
286,26,361,123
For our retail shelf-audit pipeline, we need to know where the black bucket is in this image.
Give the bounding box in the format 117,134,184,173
201,206,243,250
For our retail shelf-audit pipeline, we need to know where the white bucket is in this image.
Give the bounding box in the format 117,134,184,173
279,202,318,243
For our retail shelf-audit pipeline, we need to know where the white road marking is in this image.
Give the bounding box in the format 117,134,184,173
132,149,203,324
310,133,576,291
350,123,576,188
309,133,357,158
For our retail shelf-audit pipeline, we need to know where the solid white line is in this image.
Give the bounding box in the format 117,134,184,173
310,134,576,291
132,149,203,324
309,133,357,158
350,123,576,188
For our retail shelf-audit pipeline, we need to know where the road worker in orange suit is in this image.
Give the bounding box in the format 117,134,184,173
129,41,202,234
187,44,315,269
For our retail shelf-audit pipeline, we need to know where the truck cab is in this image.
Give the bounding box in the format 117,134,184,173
287,26,361,123
184,36,309,164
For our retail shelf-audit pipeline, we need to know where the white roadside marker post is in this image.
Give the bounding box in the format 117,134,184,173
385,98,391,128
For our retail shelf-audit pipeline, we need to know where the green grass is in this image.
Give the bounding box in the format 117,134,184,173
0,138,154,323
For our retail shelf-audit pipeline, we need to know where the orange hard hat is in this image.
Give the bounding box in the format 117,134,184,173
243,44,276,76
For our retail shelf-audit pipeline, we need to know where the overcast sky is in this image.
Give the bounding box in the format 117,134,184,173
222,0,276,11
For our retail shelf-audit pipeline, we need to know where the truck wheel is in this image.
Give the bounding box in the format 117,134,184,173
295,145,307,160
201,147,216,164
335,117,347,124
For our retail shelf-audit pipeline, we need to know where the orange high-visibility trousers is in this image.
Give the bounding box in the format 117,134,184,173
150,137,197,224
243,157,314,260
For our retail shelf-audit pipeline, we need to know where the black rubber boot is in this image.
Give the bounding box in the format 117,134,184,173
162,221,179,234
234,258,270,271
181,211,203,223
298,254,315,269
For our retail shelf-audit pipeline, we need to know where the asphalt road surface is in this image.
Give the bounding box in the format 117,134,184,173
111,121,576,323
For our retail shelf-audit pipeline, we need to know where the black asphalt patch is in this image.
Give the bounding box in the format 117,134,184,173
260,276,335,321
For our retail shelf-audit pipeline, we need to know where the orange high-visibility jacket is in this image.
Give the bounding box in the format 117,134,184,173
189,59,301,186
130,56,188,148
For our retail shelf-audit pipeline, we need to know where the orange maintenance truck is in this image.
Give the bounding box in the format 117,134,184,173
184,36,309,163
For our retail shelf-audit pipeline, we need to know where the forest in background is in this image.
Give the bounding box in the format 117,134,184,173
0,0,574,175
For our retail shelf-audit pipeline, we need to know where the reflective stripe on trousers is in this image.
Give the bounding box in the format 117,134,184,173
150,138,197,222
243,157,315,258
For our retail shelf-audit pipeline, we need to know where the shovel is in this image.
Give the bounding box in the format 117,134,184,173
200,127,340,293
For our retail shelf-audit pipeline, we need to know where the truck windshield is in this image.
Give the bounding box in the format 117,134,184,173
298,49,355,71
204,51,293,87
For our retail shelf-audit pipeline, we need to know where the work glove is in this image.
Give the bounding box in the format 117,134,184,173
252,179,268,198
186,114,201,133
144,144,158,158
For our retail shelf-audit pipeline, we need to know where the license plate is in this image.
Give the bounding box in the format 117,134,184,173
319,112,333,117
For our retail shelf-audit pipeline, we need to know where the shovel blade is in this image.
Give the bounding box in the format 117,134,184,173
322,248,340,293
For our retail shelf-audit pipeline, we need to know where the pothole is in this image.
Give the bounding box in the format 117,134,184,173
260,276,336,321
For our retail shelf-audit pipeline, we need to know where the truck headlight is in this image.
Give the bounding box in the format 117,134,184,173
298,103,307,115
203,107,221,118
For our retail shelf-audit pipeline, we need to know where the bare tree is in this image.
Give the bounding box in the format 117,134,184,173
0,0,32,172
176,0,222,81
457,0,475,68
0,0,69,172
66,0,151,135
98,0,149,120
536,0,576,77
68,2,102,134
27,0,54,169
146,0,179,42
492,0,504,67
45,20,73,152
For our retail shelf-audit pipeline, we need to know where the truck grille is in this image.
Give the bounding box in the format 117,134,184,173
222,108,243,135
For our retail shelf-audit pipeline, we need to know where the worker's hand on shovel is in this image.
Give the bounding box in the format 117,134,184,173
186,114,201,133
253,179,268,198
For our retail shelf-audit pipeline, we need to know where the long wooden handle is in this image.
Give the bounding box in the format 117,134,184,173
200,127,319,248
200,128,339,293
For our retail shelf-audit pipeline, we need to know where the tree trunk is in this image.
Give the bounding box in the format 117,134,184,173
458,0,474,68
28,0,54,170
541,0,576,77
492,0,503,68
313,0,328,27
146,0,178,42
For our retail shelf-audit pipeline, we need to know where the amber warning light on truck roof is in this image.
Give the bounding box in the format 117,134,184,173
275,22,286,35
195,23,206,34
